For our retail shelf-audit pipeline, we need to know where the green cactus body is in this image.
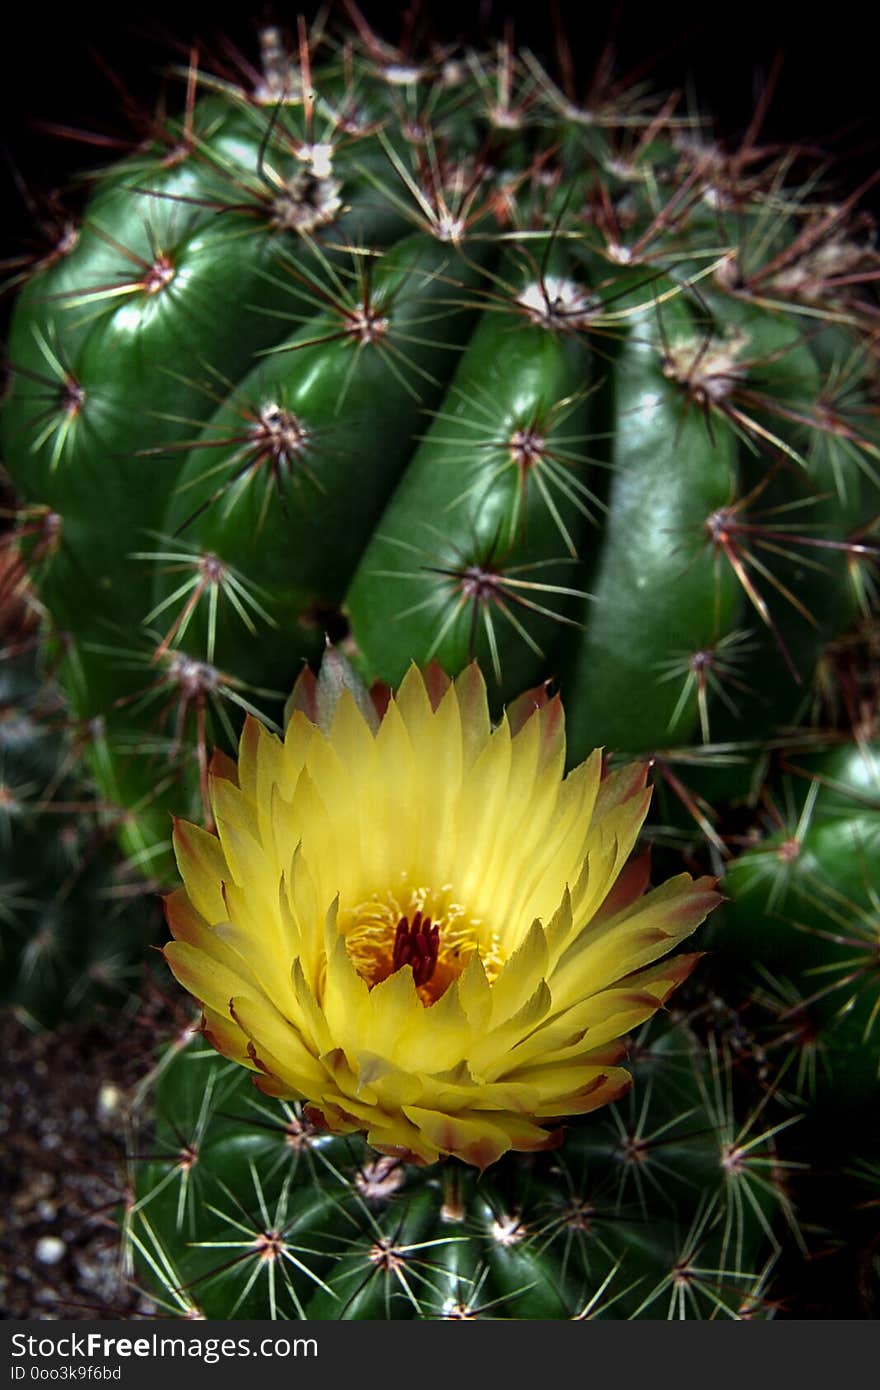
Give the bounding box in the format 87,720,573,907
3,36,876,880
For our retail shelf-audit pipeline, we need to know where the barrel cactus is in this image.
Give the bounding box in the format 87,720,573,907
2,9,878,1318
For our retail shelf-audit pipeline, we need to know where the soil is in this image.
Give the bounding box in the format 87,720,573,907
0,981,187,1320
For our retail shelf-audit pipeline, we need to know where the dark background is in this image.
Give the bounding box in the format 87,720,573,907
2,0,877,250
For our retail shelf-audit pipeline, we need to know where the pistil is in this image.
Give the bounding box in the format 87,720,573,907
392,911,440,987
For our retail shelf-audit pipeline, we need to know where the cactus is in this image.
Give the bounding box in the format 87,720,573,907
3,15,877,883
2,9,879,1320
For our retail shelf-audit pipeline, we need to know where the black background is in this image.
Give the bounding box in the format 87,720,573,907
1,0,877,250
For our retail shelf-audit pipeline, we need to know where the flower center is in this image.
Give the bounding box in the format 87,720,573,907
340,884,503,1005
392,911,439,987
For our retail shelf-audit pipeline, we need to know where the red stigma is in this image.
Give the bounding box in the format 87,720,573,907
392,911,440,987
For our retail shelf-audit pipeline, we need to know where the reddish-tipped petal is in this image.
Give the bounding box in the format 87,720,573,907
595,760,651,817
403,1106,513,1171
506,679,552,735
422,660,452,711
199,1006,253,1067
369,679,392,720
208,746,239,786
283,662,319,727
592,850,652,925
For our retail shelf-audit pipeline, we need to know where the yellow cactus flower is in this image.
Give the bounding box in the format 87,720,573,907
163,661,719,1169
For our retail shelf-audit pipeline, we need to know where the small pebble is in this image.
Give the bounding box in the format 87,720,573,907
97,1082,122,1123
35,1236,66,1266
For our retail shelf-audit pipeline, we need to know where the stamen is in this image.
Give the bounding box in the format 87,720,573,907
341,884,503,1002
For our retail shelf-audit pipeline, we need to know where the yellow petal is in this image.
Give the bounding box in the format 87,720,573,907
164,940,254,1016
402,1105,513,1169
229,993,326,1094
172,820,228,922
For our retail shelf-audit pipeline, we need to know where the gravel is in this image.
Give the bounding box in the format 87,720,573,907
0,983,184,1320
